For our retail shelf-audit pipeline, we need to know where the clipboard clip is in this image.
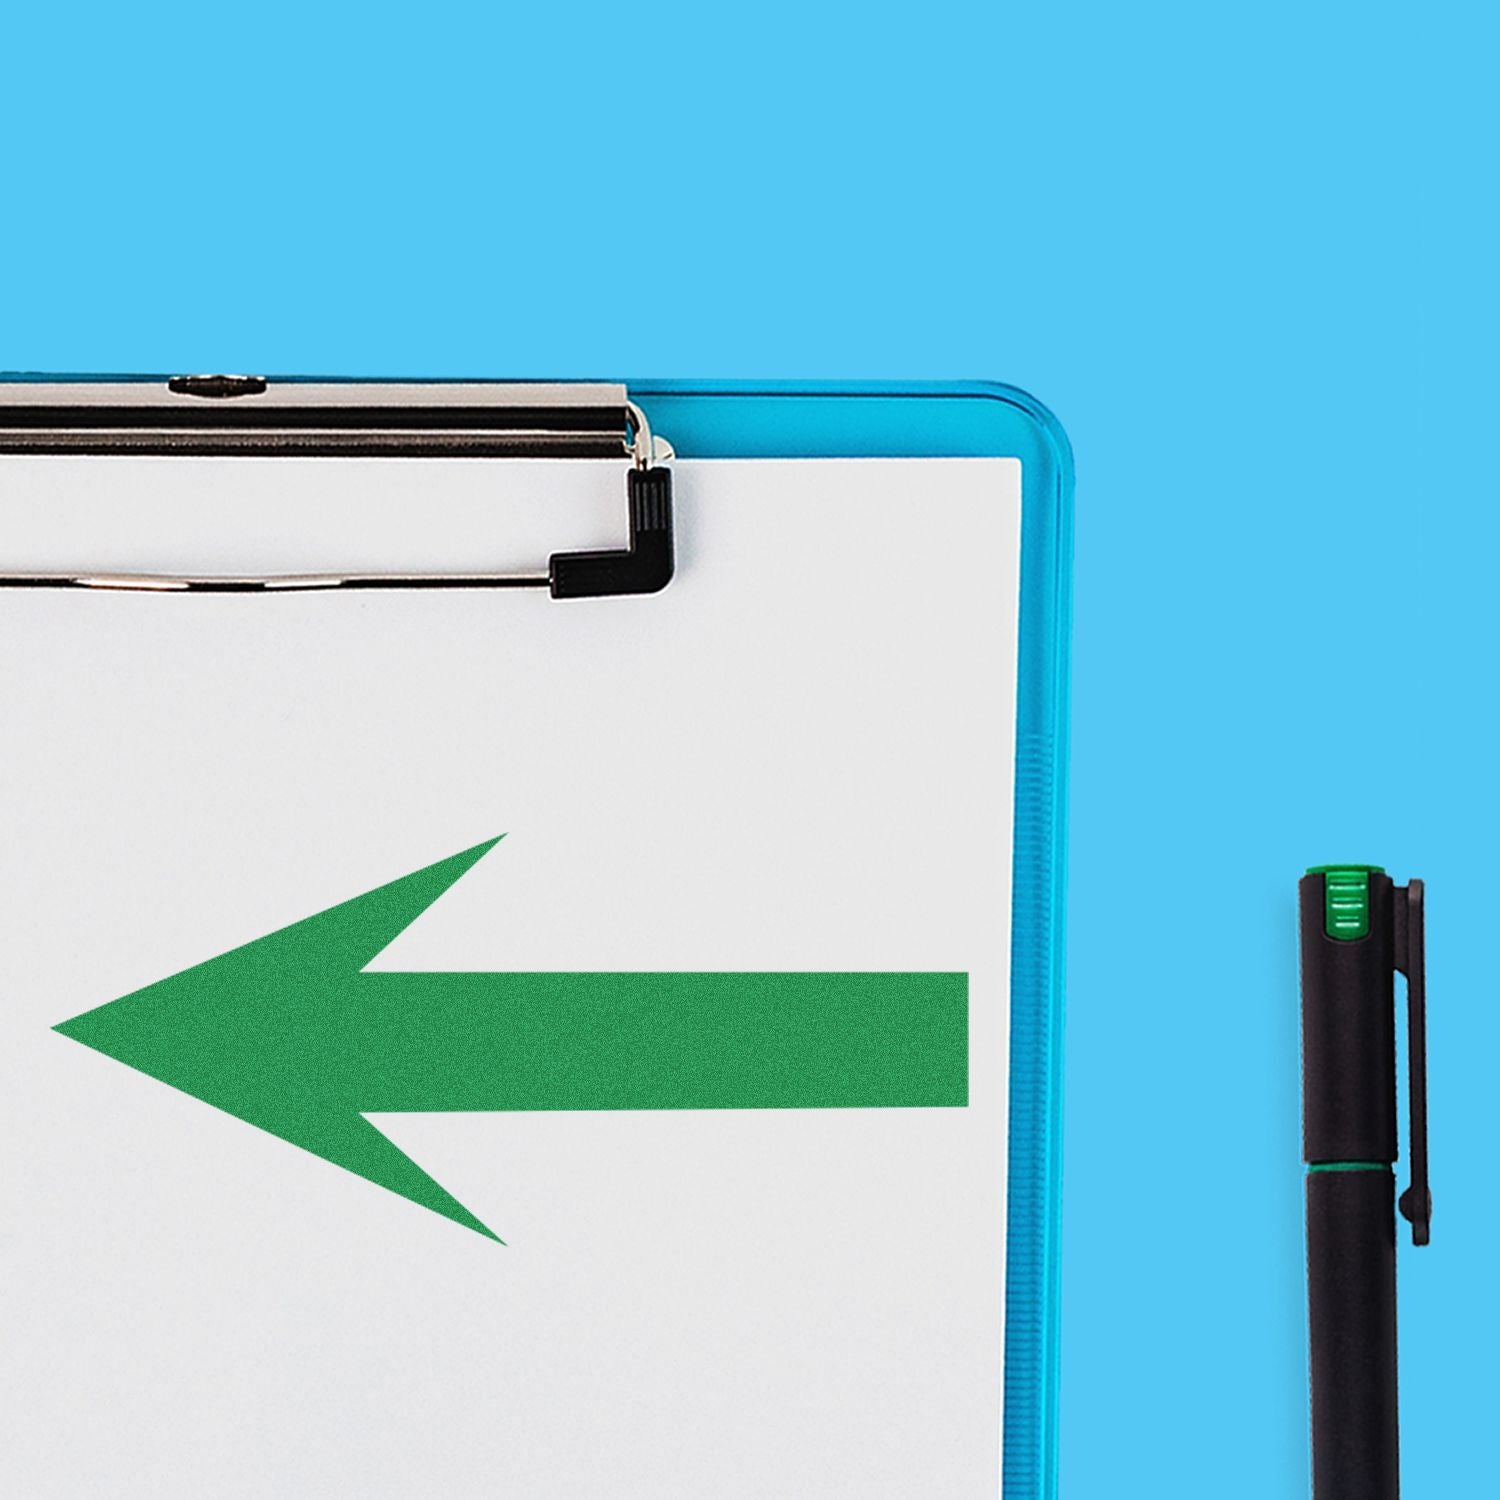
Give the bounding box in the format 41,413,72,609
0,378,675,599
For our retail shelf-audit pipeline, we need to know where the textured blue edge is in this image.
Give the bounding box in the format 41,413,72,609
631,381,1074,1500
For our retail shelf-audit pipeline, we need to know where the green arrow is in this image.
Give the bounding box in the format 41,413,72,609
54,838,968,1240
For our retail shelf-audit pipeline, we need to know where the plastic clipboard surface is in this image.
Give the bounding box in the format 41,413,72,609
0,377,1069,1498
633,383,1073,1500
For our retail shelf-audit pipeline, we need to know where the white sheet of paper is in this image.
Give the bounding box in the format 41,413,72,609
0,455,1021,1499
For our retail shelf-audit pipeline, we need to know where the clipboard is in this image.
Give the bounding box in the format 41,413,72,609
0,378,1072,1500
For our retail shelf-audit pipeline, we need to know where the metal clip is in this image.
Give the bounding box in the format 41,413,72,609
1393,879,1431,1245
0,378,675,599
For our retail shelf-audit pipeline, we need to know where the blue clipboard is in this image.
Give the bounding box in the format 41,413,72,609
635,383,1073,1500
0,374,1071,1500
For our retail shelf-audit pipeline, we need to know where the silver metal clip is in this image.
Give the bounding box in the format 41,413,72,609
0,378,675,599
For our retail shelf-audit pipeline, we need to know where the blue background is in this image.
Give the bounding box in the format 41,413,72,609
2,3,1491,1493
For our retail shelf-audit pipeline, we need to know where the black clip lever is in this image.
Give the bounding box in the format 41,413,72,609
548,465,674,599
1393,879,1431,1245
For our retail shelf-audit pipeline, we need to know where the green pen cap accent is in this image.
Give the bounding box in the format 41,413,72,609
1307,1161,1391,1173
1307,864,1385,941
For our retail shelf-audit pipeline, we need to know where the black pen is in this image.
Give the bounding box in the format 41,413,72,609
1299,866,1430,1500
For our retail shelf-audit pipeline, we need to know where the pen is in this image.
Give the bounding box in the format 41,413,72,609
1299,866,1430,1500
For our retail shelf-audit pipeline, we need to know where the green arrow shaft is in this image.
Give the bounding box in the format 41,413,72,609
330,971,967,1112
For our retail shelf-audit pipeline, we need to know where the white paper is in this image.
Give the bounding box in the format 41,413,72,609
0,454,1021,1499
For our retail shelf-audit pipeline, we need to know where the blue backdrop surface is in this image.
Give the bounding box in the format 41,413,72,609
1,2,1492,1493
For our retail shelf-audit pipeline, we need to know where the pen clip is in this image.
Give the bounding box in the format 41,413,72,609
1393,879,1431,1245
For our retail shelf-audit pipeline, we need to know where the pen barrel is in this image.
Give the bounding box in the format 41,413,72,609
1306,1167,1400,1500
1299,873,1398,1164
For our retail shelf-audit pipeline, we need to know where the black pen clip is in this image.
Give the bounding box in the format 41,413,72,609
1393,880,1431,1246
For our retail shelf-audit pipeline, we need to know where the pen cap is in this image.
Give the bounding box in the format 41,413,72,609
1299,870,1398,1164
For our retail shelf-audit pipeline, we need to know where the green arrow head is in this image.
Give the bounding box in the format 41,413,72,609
55,837,504,1241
